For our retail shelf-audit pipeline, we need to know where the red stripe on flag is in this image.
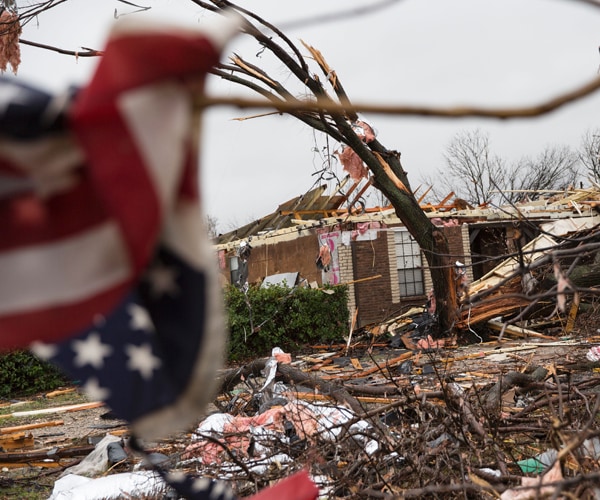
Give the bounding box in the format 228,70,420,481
71,102,160,274
0,180,109,251
74,34,219,102
0,281,131,348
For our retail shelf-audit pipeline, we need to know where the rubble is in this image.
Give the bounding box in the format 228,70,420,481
2,312,600,499
3,192,600,498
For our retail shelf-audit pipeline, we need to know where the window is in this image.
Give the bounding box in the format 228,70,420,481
394,229,424,297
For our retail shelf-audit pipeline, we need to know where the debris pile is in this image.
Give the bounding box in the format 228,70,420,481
3,213,600,498
3,312,600,499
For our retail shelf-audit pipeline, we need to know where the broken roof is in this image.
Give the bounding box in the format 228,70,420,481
215,185,600,250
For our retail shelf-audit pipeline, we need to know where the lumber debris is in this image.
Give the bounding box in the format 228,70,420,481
45,388,76,398
0,432,34,451
0,401,103,419
0,444,95,463
0,420,64,435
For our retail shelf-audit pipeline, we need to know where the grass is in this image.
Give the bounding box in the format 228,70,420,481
0,389,88,423
0,473,55,500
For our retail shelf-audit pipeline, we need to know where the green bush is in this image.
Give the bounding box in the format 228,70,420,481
225,284,349,361
0,285,349,397
0,350,68,399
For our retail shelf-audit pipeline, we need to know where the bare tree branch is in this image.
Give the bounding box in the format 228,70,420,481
198,74,600,120
19,38,102,57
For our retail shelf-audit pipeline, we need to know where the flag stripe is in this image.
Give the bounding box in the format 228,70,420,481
0,135,83,179
74,34,219,101
0,180,109,250
1,281,131,349
117,83,191,213
71,99,161,275
0,221,131,314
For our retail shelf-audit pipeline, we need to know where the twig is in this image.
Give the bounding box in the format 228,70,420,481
19,38,103,57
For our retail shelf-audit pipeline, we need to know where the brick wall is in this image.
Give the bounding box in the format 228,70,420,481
443,225,468,265
217,222,475,329
338,243,356,318
352,232,394,326
220,233,323,287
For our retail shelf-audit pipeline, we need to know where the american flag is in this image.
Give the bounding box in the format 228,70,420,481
0,14,239,441
0,11,320,500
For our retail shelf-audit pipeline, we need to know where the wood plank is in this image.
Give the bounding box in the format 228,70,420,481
0,420,64,435
487,320,555,340
0,461,62,469
283,392,398,405
0,444,95,462
0,401,103,419
45,388,76,398
350,358,363,370
0,433,34,451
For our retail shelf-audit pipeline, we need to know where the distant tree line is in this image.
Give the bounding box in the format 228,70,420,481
422,127,600,207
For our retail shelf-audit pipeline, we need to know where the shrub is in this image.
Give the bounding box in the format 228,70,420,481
225,284,349,361
0,350,68,399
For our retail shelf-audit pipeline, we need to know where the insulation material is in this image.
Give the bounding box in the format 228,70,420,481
183,400,364,464
317,231,341,285
337,146,368,182
0,10,21,74
336,120,376,182
350,221,381,241
218,249,226,270
316,244,332,271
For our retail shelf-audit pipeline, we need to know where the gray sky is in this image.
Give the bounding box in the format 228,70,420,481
14,0,600,231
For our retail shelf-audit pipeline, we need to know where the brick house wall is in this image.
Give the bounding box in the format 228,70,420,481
218,232,322,288
216,222,473,329
351,231,394,326
337,243,356,318
350,224,471,328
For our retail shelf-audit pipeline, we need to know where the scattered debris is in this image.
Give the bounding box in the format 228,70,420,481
48,471,167,500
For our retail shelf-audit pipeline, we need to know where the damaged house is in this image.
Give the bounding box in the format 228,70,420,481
214,182,600,329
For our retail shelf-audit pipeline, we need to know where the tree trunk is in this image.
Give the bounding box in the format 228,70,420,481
207,8,459,336
543,263,600,289
364,141,458,336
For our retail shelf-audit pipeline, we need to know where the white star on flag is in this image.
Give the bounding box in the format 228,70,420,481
166,472,186,484
0,82,29,114
146,262,179,298
191,478,211,492
82,377,111,402
29,341,58,361
125,342,162,380
128,303,155,332
72,332,113,369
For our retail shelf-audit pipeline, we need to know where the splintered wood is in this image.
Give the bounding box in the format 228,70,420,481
0,399,125,470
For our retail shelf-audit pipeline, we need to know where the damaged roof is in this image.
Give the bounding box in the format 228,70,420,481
215,184,600,249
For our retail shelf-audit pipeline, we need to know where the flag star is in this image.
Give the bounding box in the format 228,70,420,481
208,481,228,499
82,377,111,402
125,343,162,380
72,332,113,369
0,82,29,114
166,472,186,484
29,341,58,361
128,303,155,332
146,262,179,298
191,478,212,492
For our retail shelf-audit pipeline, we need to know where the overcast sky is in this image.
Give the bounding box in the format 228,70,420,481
14,0,600,231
